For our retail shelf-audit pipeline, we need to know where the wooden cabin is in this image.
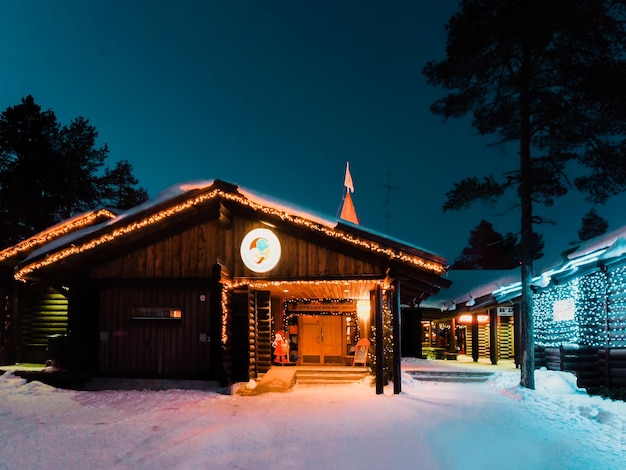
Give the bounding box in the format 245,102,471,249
418,224,626,389
2,180,450,388
415,269,520,364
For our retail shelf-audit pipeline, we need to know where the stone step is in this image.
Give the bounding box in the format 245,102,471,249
296,367,369,385
407,370,493,383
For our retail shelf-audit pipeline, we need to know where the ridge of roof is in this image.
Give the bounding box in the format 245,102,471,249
14,179,448,281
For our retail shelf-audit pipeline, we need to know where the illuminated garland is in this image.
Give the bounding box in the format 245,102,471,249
577,271,608,348
281,298,361,342
231,278,387,291
221,286,229,344
533,266,626,348
15,190,222,281
533,279,580,347
606,265,626,347
0,209,115,262
370,291,393,381
219,191,446,274
15,188,446,281
221,280,379,345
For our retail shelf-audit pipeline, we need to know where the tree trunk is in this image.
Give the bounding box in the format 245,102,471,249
519,41,535,390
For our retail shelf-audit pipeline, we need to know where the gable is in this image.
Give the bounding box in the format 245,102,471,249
12,180,449,303
88,211,386,280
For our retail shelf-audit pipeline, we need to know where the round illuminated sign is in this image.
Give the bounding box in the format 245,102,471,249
240,228,281,273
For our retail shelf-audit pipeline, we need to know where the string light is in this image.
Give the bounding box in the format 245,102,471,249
534,279,580,347
0,209,115,262
15,188,446,282
231,278,387,292
282,299,361,342
220,286,229,343
533,266,626,348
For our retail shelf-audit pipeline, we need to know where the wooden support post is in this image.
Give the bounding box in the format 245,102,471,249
490,308,498,365
372,287,384,395
450,317,457,353
210,263,227,386
392,279,402,394
513,303,521,368
471,313,479,363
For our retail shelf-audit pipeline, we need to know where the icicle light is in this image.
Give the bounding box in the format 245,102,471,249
533,266,626,348
0,209,116,262
231,278,387,292
533,279,580,347
15,189,445,282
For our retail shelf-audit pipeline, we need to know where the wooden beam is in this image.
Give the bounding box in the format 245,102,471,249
372,286,384,395
490,308,498,365
392,279,402,394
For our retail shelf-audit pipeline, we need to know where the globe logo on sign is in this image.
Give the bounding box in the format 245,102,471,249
240,228,281,273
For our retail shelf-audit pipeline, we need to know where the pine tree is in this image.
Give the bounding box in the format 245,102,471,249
452,220,518,269
423,1,626,389
0,96,148,247
101,160,149,210
578,209,609,241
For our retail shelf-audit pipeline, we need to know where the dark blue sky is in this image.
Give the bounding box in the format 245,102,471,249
2,0,624,269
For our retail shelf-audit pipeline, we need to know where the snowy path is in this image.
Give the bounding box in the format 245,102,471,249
0,362,625,470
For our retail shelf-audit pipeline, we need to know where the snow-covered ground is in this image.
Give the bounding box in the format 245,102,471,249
1,358,624,470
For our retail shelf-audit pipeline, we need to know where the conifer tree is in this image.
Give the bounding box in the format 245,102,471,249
423,1,626,389
578,208,609,242
0,96,148,247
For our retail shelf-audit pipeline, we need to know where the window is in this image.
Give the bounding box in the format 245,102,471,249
131,307,182,321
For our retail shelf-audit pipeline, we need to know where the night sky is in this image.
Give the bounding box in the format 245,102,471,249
2,0,625,270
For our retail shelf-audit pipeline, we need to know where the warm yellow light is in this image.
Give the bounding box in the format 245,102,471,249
15,187,446,282
357,300,370,321
0,208,115,262
458,314,489,324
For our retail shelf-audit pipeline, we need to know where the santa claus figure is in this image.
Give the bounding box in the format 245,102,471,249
272,331,290,364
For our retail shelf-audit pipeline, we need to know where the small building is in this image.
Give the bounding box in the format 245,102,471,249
0,180,450,389
414,269,520,364
417,224,626,388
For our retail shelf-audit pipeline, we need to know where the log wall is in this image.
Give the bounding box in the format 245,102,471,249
98,286,211,379
17,288,68,364
89,216,384,280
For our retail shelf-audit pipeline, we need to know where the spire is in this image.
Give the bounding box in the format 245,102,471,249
339,161,360,224
340,191,360,224
344,161,354,193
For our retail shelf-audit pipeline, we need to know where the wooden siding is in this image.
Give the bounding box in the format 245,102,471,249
229,289,250,382
98,286,211,379
255,290,272,373
17,288,68,363
498,316,514,359
89,215,385,280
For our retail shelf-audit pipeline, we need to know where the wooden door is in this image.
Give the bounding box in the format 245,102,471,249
299,315,344,364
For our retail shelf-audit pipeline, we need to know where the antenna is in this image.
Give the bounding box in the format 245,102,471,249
378,171,401,233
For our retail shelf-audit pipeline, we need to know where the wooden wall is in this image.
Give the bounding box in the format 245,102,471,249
89,215,385,280
17,287,68,364
86,209,388,380
97,286,211,379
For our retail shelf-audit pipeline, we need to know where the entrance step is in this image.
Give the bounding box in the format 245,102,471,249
407,370,493,383
296,366,369,385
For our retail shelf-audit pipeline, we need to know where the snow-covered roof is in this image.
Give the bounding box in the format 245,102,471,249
566,224,626,260
15,179,448,281
0,208,116,264
420,221,626,314
419,269,520,311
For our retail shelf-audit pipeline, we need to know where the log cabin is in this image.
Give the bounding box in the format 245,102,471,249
0,179,450,390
